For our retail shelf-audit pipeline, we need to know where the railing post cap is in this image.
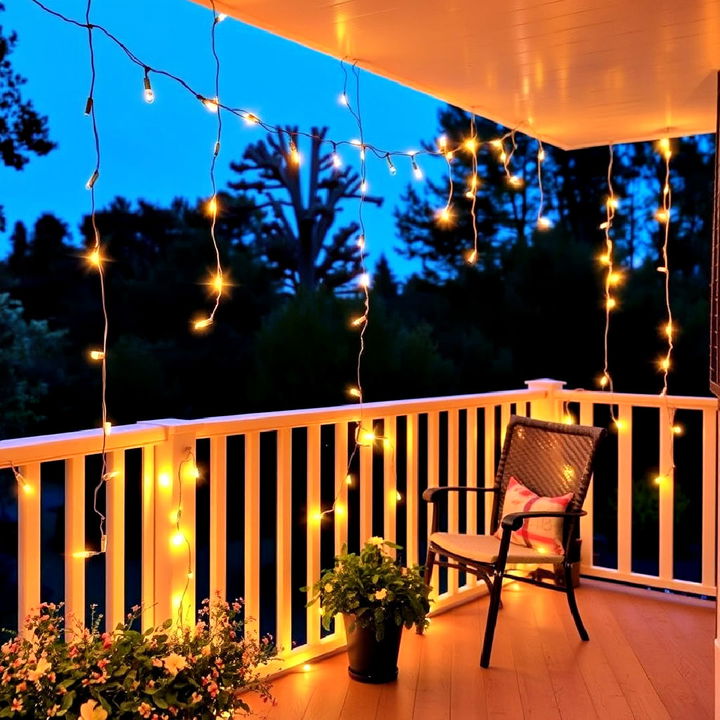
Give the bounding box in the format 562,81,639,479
524,379,567,391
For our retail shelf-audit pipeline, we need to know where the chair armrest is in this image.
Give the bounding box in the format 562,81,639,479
501,509,587,532
422,486,498,503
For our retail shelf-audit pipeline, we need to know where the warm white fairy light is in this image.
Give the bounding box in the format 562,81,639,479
597,145,621,427
656,137,674,396
385,155,397,175
143,68,154,103
436,134,454,227
465,116,480,265
536,139,551,230
193,0,227,334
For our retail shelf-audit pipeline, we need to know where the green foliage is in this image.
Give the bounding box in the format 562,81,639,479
0,599,275,719
304,539,431,641
0,293,66,439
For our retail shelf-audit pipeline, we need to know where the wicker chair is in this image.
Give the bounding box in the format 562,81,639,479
423,415,605,668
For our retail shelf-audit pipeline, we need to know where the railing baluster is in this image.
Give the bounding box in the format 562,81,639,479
276,428,292,655
447,409,459,594
383,416,397,545
334,423,348,556
153,428,196,628
209,436,227,599
426,411,439,594
65,457,85,634
702,408,718,589
106,450,126,630
406,414,419,567
483,407,496,527
359,429,373,544
141,446,155,630
306,424,321,645
617,404,633,575
579,402,595,569
465,407,478,588
18,462,41,632
244,431,261,631
658,407,675,582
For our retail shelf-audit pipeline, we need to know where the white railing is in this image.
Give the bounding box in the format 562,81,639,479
0,379,716,670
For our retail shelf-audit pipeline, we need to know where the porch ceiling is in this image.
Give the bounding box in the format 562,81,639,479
189,0,720,149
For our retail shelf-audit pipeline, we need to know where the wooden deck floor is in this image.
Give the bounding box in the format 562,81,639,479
245,579,714,720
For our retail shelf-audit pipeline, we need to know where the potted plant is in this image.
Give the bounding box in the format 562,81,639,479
0,597,275,719
305,537,431,683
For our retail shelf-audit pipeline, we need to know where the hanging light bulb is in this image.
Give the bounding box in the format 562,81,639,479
193,317,213,331
386,155,397,176
85,170,99,190
410,155,423,180
537,216,552,230
89,349,105,361
143,70,154,103
241,112,260,125
202,96,219,113
332,150,342,169
339,92,349,106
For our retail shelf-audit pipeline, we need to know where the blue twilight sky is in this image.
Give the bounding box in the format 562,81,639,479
1,0,450,277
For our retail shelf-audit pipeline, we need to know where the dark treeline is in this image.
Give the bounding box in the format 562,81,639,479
0,107,714,441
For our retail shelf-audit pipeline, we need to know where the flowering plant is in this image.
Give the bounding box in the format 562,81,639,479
305,538,431,641
0,597,275,719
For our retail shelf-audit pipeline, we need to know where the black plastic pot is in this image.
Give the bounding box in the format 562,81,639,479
343,614,403,683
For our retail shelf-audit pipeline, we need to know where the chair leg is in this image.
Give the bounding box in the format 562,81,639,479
564,562,589,641
418,549,437,635
480,570,504,668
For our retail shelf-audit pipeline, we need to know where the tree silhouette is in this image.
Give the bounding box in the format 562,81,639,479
229,126,382,293
0,4,55,229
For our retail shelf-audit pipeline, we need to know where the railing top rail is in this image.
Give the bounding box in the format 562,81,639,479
0,422,168,467
0,388,541,467
559,388,719,411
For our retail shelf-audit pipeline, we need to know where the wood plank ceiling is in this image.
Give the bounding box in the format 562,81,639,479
189,0,720,149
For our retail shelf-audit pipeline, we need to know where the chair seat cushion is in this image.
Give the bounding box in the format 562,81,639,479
494,476,573,555
430,531,565,564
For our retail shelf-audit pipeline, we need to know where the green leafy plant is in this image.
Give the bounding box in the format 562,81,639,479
305,538,432,641
0,597,275,719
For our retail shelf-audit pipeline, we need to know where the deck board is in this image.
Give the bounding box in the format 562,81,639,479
246,580,714,720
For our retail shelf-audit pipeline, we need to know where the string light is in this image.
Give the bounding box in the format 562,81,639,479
436,134,454,227
656,137,674,396
193,0,227,334
598,146,618,406
385,155,397,176
411,155,423,180
30,0,550,197
143,67,154,103
9,465,33,496
536,139,551,230
466,115,480,265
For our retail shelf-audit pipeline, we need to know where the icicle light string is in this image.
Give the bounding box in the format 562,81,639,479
436,133,454,226
594,146,624,427
193,0,226,332
171,449,197,627
465,115,480,264
656,138,674,395
84,0,112,555
29,0,533,187
536,139,551,230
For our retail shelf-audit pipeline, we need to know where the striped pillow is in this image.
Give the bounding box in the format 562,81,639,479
495,476,573,555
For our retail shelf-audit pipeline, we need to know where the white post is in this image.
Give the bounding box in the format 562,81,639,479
525,378,566,421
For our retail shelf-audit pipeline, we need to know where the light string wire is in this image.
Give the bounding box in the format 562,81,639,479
466,115,480,264
657,139,674,395
173,449,196,627
536,139,551,229
437,133,454,225
10,464,32,495
598,145,619,425
655,138,677,485
194,0,226,331
84,0,112,555
28,0,529,186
